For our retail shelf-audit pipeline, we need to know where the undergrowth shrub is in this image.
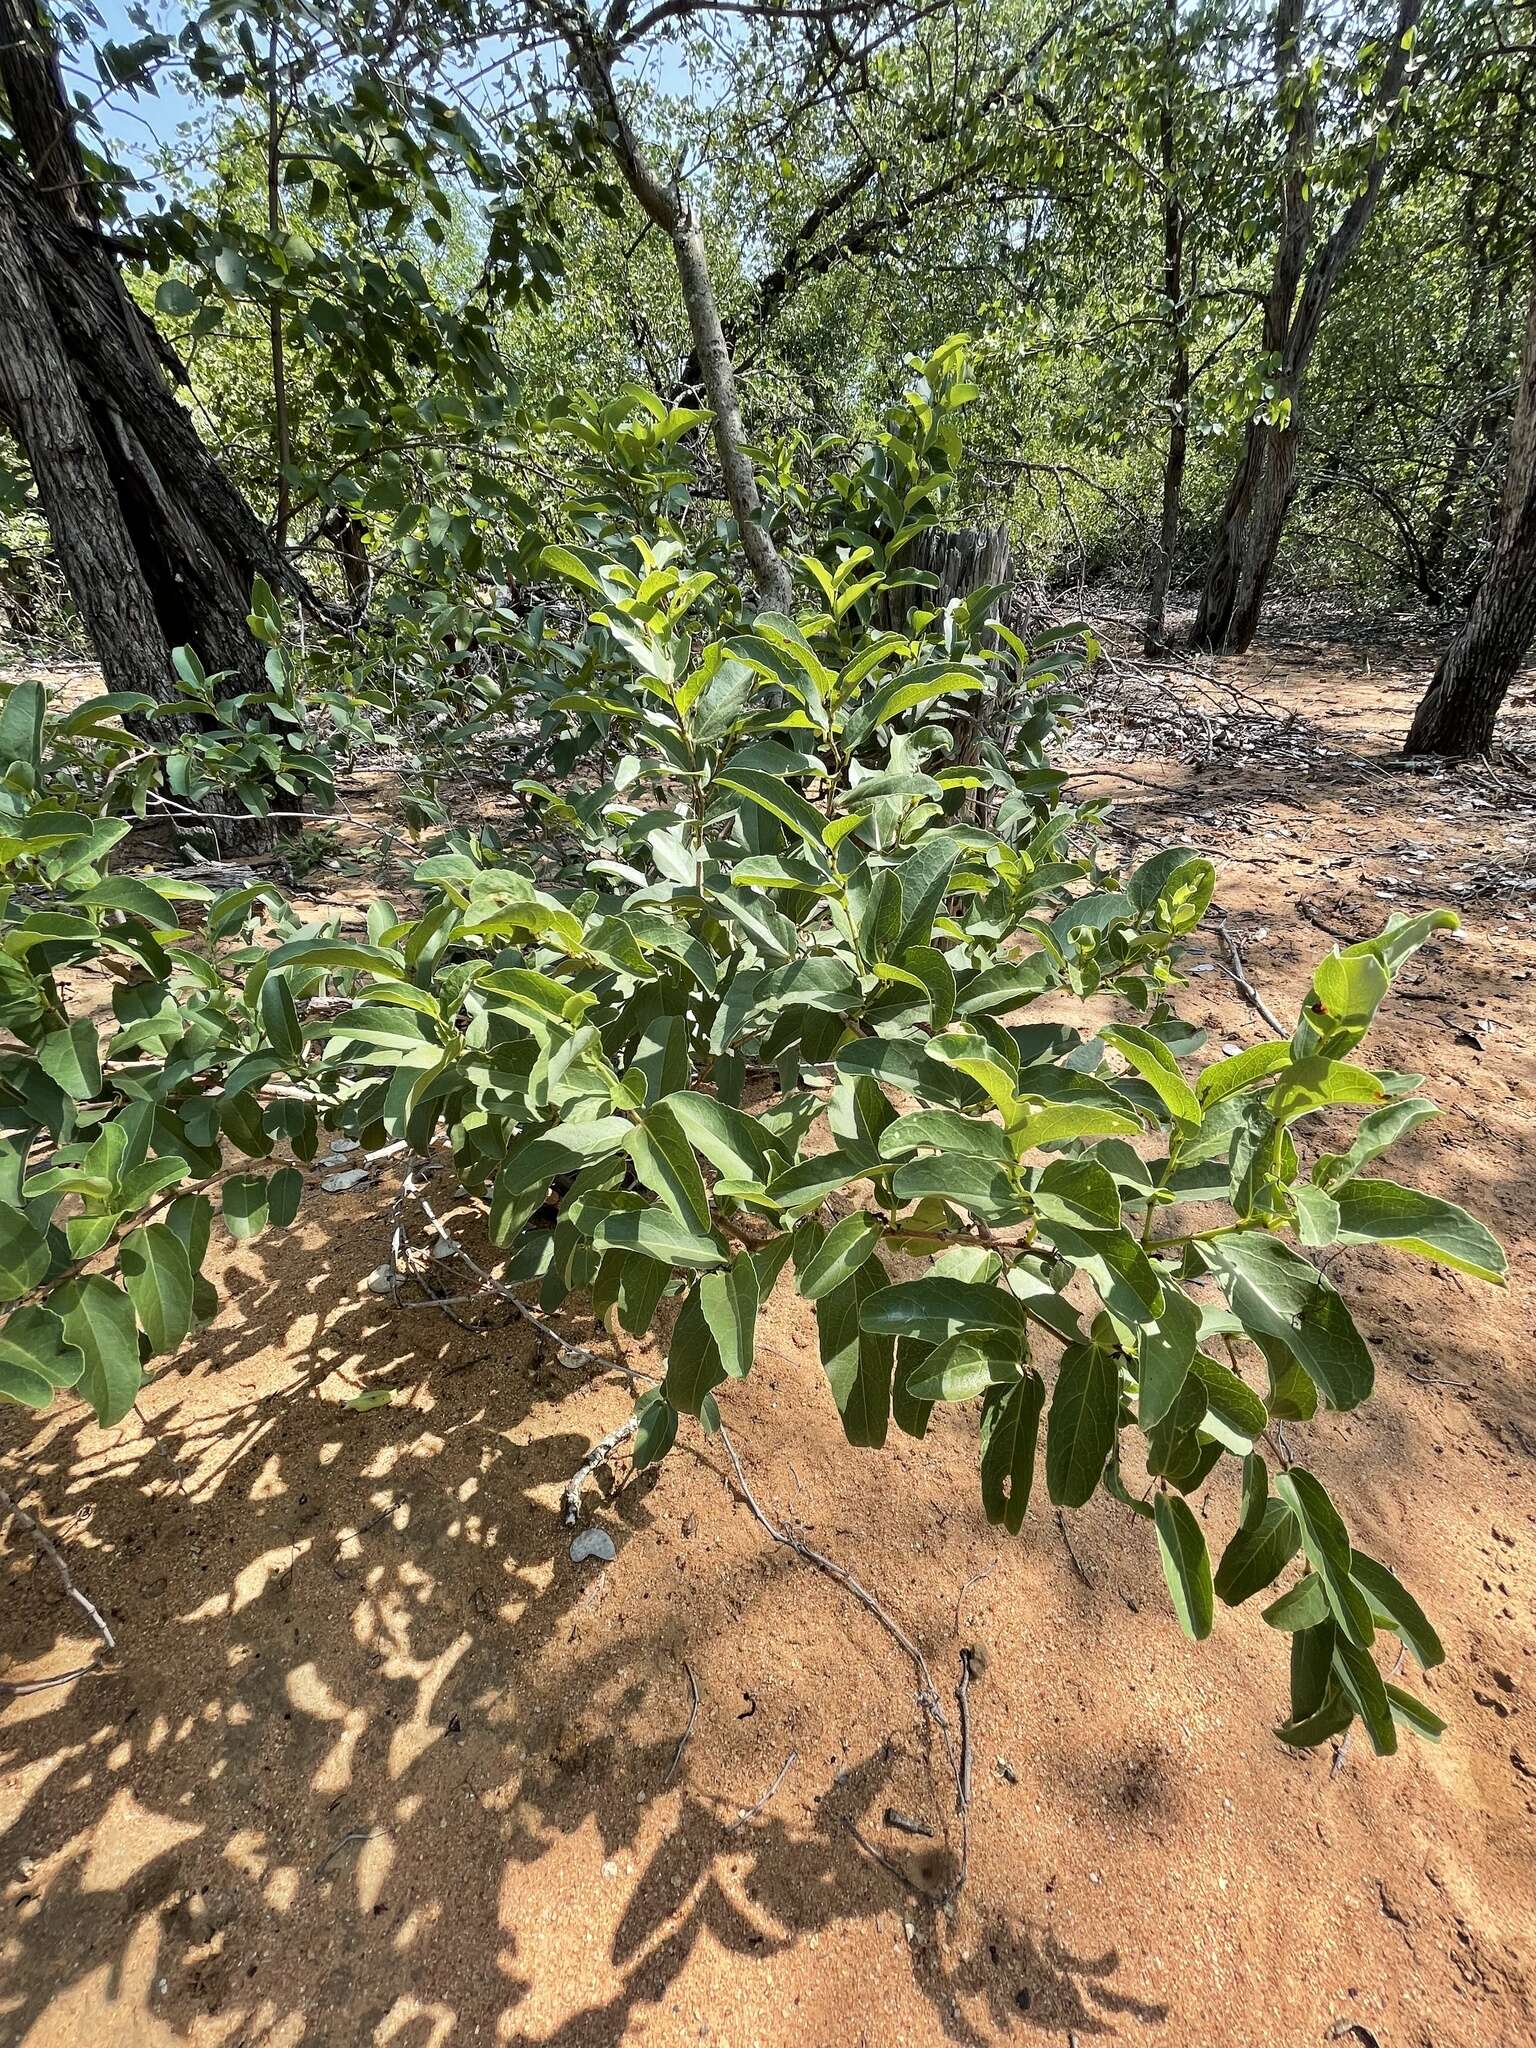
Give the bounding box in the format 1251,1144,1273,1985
0,345,1504,1757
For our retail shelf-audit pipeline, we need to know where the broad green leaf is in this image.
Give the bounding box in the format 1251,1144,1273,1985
661,1092,782,1184
1332,1635,1397,1756
817,1257,893,1448
590,1204,727,1269
119,1223,194,1357
860,1276,1027,1346
1154,1492,1214,1640
631,1387,678,1469
54,1274,140,1425
1349,1551,1443,1669
699,1258,760,1379
1328,1178,1505,1284
907,1330,1021,1402
0,1204,51,1302
1214,1499,1300,1606
1136,1285,1199,1428
1274,1468,1374,1648
1101,1025,1200,1127
38,1020,102,1100
980,1370,1045,1532
1201,1234,1373,1410
1266,1057,1385,1126
795,1213,882,1299
663,1284,724,1416
0,1307,85,1409
626,1105,711,1234
1045,1339,1117,1508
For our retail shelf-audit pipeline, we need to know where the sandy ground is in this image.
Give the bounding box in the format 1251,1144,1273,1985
2,629,1534,2048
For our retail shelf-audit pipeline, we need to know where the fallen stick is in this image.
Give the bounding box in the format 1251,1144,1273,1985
562,1415,642,1527
0,1481,116,1654
1211,914,1287,1035
725,1749,799,1833
664,1660,701,1786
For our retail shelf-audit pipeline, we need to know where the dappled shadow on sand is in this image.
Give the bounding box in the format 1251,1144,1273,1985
0,1200,1170,2047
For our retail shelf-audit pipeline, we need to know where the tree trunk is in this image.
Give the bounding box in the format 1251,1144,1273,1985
1405,254,1536,757
1190,412,1301,653
1144,18,1188,658
565,29,794,616
0,187,174,697
1190,0,1421,654
0,0,332,706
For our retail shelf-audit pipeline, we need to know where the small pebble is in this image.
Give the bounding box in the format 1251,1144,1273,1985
364,1265,397,1296
322,1169,370,1193
570,1527,617,1565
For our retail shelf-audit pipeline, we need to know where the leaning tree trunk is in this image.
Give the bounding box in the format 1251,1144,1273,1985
1189,410,1301,654
1405,254,1536,757
0,0,330,708
0,187,173,697
1190,0,1420,656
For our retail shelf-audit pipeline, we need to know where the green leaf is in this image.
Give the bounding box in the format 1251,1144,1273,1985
795,1213,882,1299
1266,1057,1385,1126
1327,1179,1505,1284
907,1330,1021,1402
1332,1635,1397,1756
1045,1339,1118,1508
631,1387,678,1469
0,1204,51,1302
1214,1499,1300,1606
717,768,834,868
1262,1573,1330,1632
625,1105,711,1234
589,1204,727,1269
663,1283,724,1417
259,973,302,1064
1201,1234,1373,1410
222,1173,272,1241
268,1165,303,1228
980,1370,1045,1532
860,1276,1027,1346
1101,1025,1200,1127
699,1257,760,1380
38,1020,102,1100
1384,1682,1446,1743
1349,1551,1443,1669
119,1223,194,1357
1154,1492,1214,1641
54,1274,141,1425
1136,1285,1199,1428
1274,1468,1374,1649
816,1257,892,1448
0,1307,85,1409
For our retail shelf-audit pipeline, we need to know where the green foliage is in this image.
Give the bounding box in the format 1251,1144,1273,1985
0,344,1502,1763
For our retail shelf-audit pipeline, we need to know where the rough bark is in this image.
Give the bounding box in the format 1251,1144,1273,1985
0,0,333,703
566,32,794,614
0,187,174,696
1405,252,1536,757
1144,14,1189,657
1191,0,1423,653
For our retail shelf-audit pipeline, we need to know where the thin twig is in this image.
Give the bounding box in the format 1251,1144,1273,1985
715,1425,950,1738
724,1749,799,1833
953,1557,997,1634
842,1816,915,1892
664,1660,702,1786
1211,915,1287,1035
562,1415,642,1527
0,1663,103,1697
0,1481,116,1651
715,1425,970,1902
1055,1509,1093,1587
